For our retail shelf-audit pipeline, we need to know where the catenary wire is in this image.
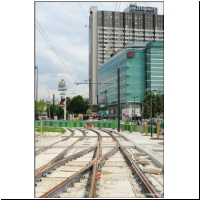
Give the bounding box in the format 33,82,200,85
78,2,88,20
35,20,78,83
118,2,121,12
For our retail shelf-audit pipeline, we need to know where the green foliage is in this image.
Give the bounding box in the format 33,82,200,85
86,109,92,114
43,95,89,120
141,93,164,119
35,126,66,134
70,95,88,114
35,99,47,114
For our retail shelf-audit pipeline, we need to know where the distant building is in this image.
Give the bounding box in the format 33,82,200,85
89,3,164,105
97,41,164,119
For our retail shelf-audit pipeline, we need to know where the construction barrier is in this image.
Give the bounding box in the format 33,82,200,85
35,120,163,133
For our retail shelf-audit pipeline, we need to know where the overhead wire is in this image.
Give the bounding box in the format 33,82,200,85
118,2,121,12
78,2,88,20
35,19,78,83
115,2,118,12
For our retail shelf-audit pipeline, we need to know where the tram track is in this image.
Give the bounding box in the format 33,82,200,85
35,128,87,174
35,128,75,156
35,128,163,198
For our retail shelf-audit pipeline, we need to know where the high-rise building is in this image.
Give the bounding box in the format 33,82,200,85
89,3,164,107
97,41,164,119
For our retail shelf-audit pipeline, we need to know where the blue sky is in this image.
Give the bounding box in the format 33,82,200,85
35,1,164,102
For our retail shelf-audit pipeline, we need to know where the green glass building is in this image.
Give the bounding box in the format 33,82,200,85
98,42,164,119
146,42,164,92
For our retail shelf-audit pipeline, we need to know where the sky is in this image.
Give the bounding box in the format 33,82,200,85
35,1,164,102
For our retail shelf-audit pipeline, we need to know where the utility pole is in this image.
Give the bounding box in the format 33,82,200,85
117,68,120,132
146,89,156,137
35,66,38,101
104,90,107,119
132,96,138,124
64,81,67,120
150,90,152,137
53,94,55,120
48,91,50,118
141,103,143,133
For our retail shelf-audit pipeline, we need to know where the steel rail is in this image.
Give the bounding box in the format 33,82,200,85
39,143,120,198
39,142,100,198
88,144,100,198
119,145,161,198
35,129,85,174
38,130,102,198
35,128,75,156
37,128,161,198
35,144,97,182
102,129,161,198
39,161,94,198
37,129,121,198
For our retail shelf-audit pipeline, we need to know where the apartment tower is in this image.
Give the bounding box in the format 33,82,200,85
89,3,164,108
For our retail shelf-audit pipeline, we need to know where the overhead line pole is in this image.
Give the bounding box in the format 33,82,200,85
117,68,120,132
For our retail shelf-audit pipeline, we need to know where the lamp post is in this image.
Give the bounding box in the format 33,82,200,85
90,102,93,119
146,89,156,137
35,66,38,101
132,96,138,124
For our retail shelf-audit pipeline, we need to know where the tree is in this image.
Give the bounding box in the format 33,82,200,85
70,95,88,114
141,93,164,119
35,99,47,116
66,97,72,113
86,109,92,114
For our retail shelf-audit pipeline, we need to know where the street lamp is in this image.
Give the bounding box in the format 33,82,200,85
90,102,93,119
35,66,38,101
132,96,138,124
146,89,157,137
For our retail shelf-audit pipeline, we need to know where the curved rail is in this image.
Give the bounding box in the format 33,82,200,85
101,129,161,198
35,128,75,156
36,128,161,198
35,144,97,182
35,129,85,174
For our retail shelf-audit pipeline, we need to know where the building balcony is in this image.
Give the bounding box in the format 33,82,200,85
155,34,164,37
155,38,164,41
125,37,133,40
145,29,154,32
145,37,154,40
155,30,164,32
133,33,144,36
145,33,154,36
133,37,144,40
104,35,113,38
114,35,124,38
133,28,144,31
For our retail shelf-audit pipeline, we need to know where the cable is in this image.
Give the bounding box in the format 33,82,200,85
118,2,121,12
78,2,88,20
35,20,77,82
115,2,118,12
35,19,78,83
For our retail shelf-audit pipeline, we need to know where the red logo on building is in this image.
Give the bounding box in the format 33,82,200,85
127,52,135,57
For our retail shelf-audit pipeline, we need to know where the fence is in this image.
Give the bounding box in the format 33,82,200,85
35,120,164,133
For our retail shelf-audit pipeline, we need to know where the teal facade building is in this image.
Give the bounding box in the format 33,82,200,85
146,42,164,92
97,42,164,119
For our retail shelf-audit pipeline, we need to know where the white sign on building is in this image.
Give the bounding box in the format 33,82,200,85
122,108,141,120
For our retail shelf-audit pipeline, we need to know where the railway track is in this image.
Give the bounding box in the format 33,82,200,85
35,128,75,156
35,128,164,198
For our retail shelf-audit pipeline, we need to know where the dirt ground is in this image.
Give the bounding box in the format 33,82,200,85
35,131,62,143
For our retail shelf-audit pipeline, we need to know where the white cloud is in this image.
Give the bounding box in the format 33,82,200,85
35,1,163,101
